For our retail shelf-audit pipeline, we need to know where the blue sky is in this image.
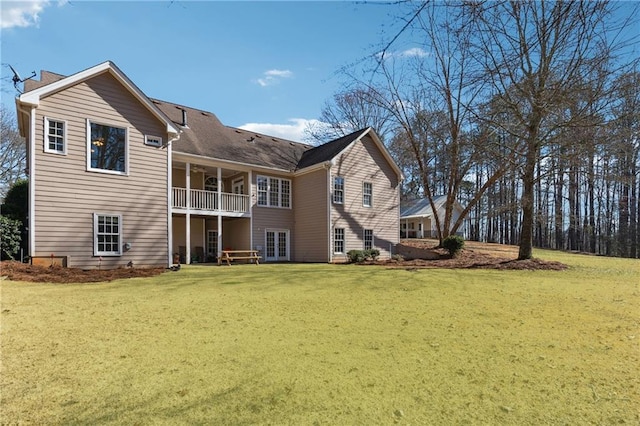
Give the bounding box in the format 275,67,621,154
1,1,413,142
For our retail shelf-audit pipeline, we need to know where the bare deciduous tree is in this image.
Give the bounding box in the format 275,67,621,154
0,106,26,200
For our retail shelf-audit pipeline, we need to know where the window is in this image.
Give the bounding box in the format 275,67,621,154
94,214,122,256
334,228,345,254
88,120,127,174
257,176,268,206
333,176,344,204
44,117,66,154
257,175,291,208
364,229,373,250
205,176,221,192
144,135,162,147
363,182,372,207
233,178,244,194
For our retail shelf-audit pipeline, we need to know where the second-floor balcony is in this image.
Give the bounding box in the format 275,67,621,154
172,187,250,215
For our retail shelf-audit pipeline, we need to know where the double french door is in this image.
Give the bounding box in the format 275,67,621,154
265,229,289,261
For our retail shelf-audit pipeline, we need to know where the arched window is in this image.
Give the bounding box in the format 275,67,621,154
205,176,222,192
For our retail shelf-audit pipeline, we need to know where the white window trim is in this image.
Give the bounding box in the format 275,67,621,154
363,229,374,250
93,213,122,256
333,176,344,204
144,135,163,147
86,119,129,176
44,116,67,155
256,175,291,208
334,227,345,254
363,182,373,207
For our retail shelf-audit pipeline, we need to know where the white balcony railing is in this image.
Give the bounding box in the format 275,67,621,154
172,187,249,214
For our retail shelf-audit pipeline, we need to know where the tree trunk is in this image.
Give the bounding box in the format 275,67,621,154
518,140,537,260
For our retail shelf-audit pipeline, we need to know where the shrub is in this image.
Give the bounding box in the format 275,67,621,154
347,250,366,263
0,215,22,260
365,248,380,260
442,235,465,257
391,253,404,261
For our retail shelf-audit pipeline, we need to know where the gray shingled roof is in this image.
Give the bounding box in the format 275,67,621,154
151,99,313,171
296,128,369,170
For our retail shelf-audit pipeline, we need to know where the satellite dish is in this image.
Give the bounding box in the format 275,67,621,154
7,64,36,92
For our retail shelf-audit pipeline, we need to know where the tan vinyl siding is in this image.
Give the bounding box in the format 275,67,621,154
32,72,169,269
251,172,295,258
330,134,400,261
293,168,329,262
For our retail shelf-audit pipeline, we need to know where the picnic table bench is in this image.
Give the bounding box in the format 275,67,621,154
218,250,261,266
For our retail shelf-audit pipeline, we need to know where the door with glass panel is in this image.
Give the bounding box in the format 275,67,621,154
207,230,218,262
265,229,289,261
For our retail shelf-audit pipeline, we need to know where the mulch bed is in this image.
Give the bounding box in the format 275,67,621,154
0,261,166,284
1,240,567,283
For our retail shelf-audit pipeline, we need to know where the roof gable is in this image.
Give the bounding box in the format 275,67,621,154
18,61,178,136
297,127,403,179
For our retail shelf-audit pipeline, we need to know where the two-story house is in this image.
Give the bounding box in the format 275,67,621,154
16,61,402,269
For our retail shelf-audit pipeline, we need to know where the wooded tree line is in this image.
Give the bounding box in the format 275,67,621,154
308,0,639,259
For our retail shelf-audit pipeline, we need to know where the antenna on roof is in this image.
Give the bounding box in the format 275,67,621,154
8,64,36,93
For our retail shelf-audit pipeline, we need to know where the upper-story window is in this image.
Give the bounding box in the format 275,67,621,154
87,120,127,174
333,176,344,204
257,175,291,208
44,117,66,154
363,182,373,207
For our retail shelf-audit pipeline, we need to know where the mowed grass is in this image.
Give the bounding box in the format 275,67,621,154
1,250,638,425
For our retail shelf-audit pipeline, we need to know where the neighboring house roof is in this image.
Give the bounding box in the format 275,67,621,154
151,98,313,172
401,196,464,219
17,61,179,136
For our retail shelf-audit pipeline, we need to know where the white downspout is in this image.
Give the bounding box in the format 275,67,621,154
18,105,37,257
217,167,222,259
185,162,191,264
166,132,180,266
326,162,332,263
248,170,253,251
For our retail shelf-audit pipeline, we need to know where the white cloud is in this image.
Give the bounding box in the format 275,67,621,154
255,69,293,87
376,47,429,60
1,1,50,29
400,47,428,58
239,118,325,142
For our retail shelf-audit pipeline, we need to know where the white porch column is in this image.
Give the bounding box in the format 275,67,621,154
248,170,253,250
217,167,222,258
420,218,424,239
185,163,191,264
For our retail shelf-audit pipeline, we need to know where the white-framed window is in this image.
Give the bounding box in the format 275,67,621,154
363,182,372,207
87,120,128,174
257,175,291,208
144,135,162,147
44,117,66,154
257,176,268,205
94,213,122,256
334,227,345,254
364,229,373,250
333,176,344,204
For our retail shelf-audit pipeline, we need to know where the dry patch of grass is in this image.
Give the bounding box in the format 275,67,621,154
1,250,638,424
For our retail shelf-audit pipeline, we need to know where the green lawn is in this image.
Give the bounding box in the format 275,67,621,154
1,250,638,425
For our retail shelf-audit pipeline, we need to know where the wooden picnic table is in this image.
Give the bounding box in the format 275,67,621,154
218,250,261,266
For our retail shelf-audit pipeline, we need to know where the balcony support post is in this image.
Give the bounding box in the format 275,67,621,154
217,167,222,258
185,162,191,264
